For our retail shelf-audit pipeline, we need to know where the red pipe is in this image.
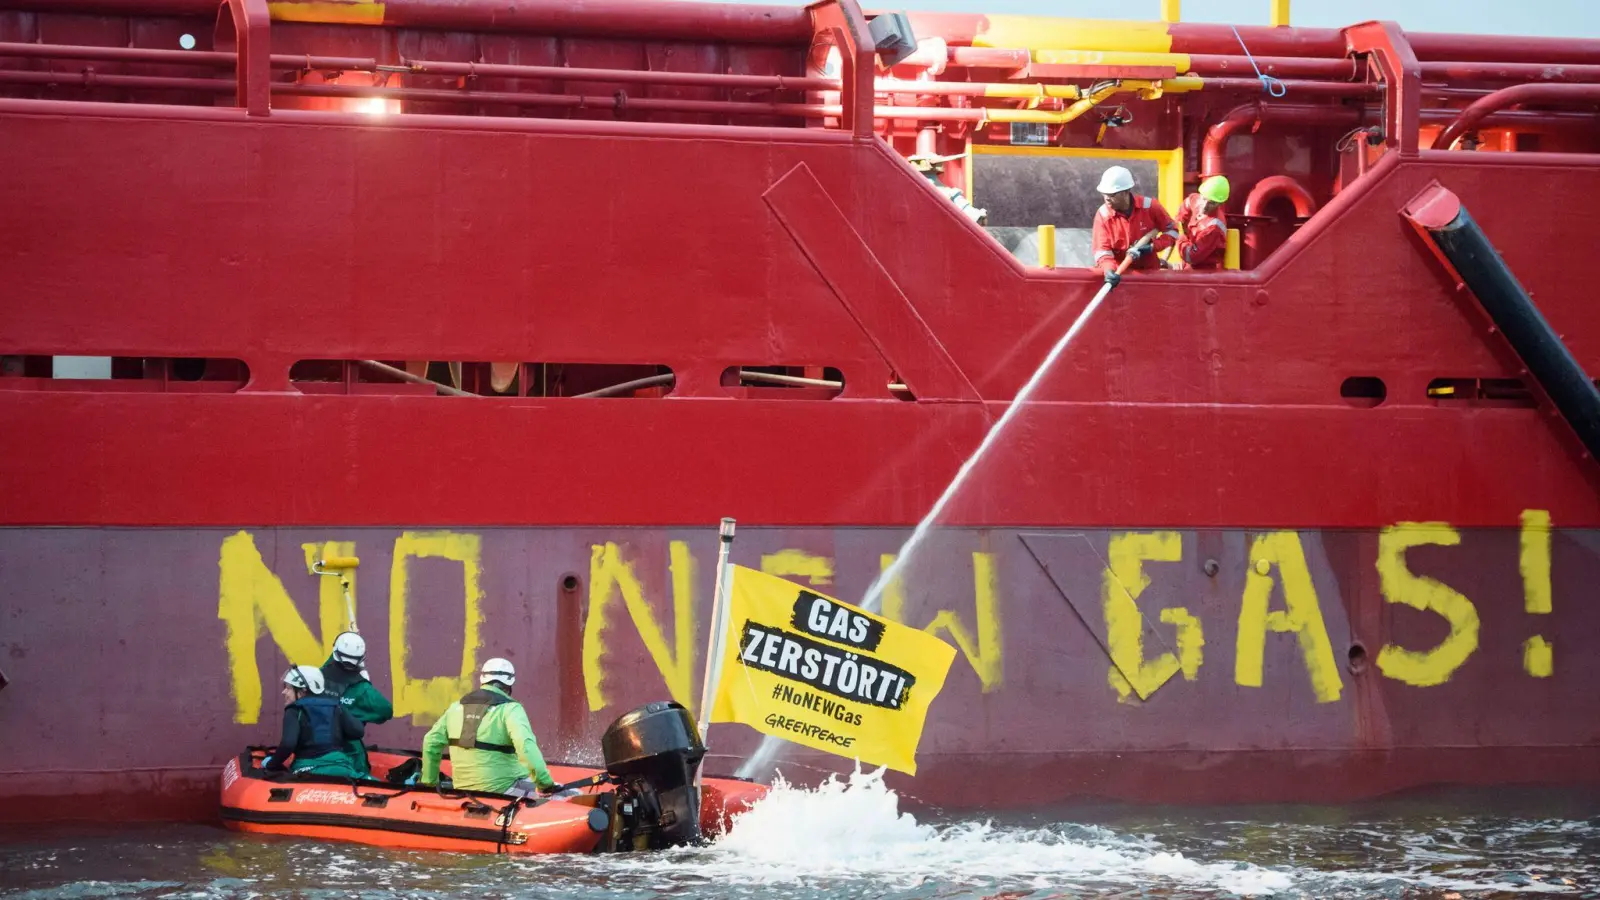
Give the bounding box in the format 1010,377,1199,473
288,80,829,116
1421,61,1600,84
1201,78,1377,98
1418,107,1600,133
0,67,1156,124
0,0,815,43
1202,102,1363,176
1432,83,1600,150
1243,175,1317,218
0,70,230,93
945,47,1030,69
0,95,857,144
1167,23,1347,57
0,69,837,118
0,41,377,71
1186,54,1358,79
0,42,828,92
1409,33,1600,66
0,43,1378,101
402,59,833,91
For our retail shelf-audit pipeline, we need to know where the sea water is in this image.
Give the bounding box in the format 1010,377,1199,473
4,768,1594,898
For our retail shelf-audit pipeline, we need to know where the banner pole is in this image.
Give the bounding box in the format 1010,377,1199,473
695,517,737,794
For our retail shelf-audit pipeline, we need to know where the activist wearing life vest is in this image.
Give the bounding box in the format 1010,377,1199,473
1174,175,1230,270
263,665,366,778
1092,165,1180,286
420,659,558,796
319,631,393,777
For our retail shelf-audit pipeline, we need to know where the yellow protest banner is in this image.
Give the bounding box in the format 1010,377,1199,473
709,565,956,775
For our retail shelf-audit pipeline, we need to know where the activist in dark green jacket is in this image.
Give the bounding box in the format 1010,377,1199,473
264,665,365,779
420,659,557,795
320,632,393,778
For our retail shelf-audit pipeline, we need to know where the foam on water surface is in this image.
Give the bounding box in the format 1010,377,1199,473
1,778,1596,899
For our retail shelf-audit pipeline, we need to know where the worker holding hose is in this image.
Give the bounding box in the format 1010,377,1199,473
1092,165,1179,285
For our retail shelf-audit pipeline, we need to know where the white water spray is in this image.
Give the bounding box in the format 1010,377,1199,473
735,276,1125,780
594,767,1296,897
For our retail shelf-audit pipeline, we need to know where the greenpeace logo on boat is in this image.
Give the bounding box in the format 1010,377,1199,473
222,758,240,792
762,713,856,749
294,789,357,806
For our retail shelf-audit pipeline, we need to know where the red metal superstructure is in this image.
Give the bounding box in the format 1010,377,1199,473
1,0,1599,824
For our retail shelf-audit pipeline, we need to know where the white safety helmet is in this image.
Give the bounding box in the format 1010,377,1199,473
332,631,366,667
283,665,326,695
1097,165,1136,195
480,657,516,687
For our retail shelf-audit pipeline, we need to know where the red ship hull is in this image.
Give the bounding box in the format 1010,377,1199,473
2,0,1600,824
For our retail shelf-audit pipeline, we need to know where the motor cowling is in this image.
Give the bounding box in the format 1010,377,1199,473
596,701,706,851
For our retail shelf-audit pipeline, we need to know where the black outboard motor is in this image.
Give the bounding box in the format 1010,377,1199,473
595,701,706,852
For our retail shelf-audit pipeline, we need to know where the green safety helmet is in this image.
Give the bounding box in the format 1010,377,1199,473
1199,175,1230,204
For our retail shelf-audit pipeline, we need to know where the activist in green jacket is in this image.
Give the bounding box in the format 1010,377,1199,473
420,658,557,795
319,632,393,778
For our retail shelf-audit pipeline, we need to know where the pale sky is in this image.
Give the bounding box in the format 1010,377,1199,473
707,0,1598,38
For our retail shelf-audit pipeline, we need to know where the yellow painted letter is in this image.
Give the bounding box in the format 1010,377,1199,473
1104,531,1201,701
583,541,697,712
878,552,1003,692
389,531,484,724
218,532,353,724
1375,523,1479,687
1520,509,1554,678
1519,510,1552,615
1234,532,1343,703
760,550,834,586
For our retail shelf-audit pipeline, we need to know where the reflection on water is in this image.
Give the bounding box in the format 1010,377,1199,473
1,770,1595,899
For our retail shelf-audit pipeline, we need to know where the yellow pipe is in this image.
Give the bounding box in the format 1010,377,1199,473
977,80,1160,124
1225,229,1241,270
1037,224,1057,268
1270,0,1290,27
1160,0,1180,23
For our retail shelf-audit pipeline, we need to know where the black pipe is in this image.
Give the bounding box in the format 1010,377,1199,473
1425,203,1600,460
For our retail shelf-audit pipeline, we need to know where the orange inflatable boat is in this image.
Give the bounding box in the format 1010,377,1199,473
220,701,768,855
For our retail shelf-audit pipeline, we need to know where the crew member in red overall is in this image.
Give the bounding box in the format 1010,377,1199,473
1092,165,1179,286
1174,175,1230,270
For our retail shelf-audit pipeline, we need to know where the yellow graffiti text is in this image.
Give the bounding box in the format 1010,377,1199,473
1519,510,1552,615
1523,635,1554,678
389,531,484,724
583,541,697,712
217,532,355,724
878,552,1003,692
1520,510,1554,678
1103,531,1203,702
1374,523,1479,687
1234,531,1343,703
760,549,834,586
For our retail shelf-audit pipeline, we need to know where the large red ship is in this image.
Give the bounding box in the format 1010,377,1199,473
2,0,1598,826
